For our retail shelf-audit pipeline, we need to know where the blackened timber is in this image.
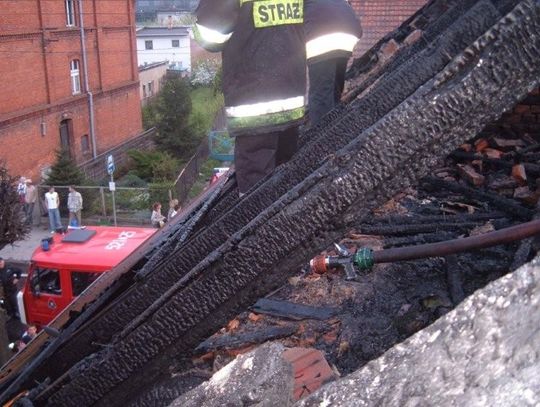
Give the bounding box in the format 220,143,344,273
250,299,339,321
43,3,540,405
359,222,485,236
360,212,506,226
194,326,297,354
423,177,534,220
17,0,508,393
445,255,466,305
345,0,500,102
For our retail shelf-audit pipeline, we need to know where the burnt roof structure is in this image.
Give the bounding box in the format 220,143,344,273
1,0,540,405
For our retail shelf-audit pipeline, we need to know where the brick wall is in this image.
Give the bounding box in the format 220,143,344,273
348,0,428,57
0,0,142,182
495,88,540,133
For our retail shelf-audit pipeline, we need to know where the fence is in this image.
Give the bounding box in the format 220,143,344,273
173,140,210,204
78,128,156,181
36,184,172,226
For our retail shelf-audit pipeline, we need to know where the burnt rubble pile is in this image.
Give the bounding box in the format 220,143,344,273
183,128,540,383
2,0,540,406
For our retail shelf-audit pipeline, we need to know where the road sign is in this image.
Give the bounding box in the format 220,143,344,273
107,155,115,175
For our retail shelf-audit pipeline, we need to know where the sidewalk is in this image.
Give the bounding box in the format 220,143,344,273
0,225,51,268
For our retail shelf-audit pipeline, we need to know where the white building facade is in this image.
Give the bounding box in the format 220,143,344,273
136,27,191,70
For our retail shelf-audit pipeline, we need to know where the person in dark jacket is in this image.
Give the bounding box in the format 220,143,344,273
195,0,306,194
0,257,21,319
304,0,362,125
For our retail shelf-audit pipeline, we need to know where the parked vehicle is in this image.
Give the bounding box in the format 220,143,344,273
17,226,156,327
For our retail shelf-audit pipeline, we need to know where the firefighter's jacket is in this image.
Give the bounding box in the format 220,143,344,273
195,0,306,136
304,0,362,64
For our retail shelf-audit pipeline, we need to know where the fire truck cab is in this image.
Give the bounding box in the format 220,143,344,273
17,226,156,327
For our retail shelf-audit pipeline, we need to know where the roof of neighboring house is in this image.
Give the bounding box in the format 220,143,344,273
136,26,190,37
350,0,429,57
138,61,169,72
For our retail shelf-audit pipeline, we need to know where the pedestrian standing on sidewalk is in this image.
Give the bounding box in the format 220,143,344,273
24,180,37,225
16,177,26,204
0,257,21,319
45,186,62,233
67,186,83,227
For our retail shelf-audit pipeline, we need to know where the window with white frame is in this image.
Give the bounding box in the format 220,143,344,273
70,60,81,95
147,81,154,97
65,0,76,26
171,39,180,48
145,40,153,50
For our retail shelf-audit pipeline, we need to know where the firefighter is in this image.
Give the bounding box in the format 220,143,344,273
304,0,362,125
0,257,21,319
194,0,306,195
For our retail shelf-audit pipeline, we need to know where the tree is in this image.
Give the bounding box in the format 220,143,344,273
154,78,198,159
191,59,220,88
47,149,85,186
0,163,29,251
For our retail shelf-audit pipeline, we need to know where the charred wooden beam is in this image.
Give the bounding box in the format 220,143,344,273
360,212,506,226
358,222,488,236
39,3,540,405
422,177,534,219
194,326,297,354
250,299,339,321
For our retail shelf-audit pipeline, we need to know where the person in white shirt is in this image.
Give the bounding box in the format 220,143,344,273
45,186,62,233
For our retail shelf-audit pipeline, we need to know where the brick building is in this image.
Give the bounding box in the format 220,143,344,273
0,0,143,182
349,0,429,57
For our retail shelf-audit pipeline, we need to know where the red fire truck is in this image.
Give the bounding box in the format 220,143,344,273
17,226,156,327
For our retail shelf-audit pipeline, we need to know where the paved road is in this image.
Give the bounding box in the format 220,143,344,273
0,226,51,270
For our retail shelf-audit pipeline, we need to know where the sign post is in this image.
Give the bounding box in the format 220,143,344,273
107,155,117,226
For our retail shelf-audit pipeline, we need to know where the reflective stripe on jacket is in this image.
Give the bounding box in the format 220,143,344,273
195,0,306,135
304,0,362,62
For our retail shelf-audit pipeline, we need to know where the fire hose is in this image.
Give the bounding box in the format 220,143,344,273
310,218,540,280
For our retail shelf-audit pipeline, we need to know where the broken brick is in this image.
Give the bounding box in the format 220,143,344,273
283,348,337,401
403,29,423,46
511,164,527,185
379,39,399,60
459,143,473,152
227,319,240,332
483,148,503,159
457,164,485,186
322,330,338,345
474,138,489,152
248,312,263,322
471,159,483,172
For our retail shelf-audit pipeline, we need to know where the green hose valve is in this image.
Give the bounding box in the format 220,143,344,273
354,247,374,270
